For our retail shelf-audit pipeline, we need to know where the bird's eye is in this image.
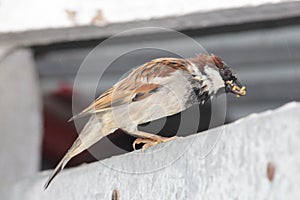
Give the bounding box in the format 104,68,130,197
222,70,232,80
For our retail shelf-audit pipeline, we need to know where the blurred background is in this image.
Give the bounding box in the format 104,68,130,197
0,0,299,188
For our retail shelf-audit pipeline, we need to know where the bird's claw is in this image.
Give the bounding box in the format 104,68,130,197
132,138,158,151
132,136,177,151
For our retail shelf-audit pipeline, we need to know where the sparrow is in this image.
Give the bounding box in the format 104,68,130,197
44,54,246,189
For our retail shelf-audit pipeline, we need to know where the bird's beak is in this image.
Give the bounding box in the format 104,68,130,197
226,80,246,97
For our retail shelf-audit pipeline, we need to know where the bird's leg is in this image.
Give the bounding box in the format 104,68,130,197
130,130,177,151
133,136,177,151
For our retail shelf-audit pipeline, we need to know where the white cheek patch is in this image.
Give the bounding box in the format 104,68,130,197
188,63,202,76
203,66,225,94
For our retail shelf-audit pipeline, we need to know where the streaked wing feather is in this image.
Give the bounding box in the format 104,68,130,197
69,57,190,121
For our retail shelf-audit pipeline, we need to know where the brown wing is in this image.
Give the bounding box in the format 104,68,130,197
69,57,190,121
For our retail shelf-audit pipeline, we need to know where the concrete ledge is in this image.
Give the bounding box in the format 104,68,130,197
1,102,300,199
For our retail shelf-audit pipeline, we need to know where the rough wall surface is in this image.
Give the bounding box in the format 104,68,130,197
0,0,293,33
1,102,300,199
0,48,42,187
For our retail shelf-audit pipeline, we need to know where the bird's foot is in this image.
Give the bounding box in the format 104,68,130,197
132,136,177,151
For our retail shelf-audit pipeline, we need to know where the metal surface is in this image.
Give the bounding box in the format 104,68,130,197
35,24,300,121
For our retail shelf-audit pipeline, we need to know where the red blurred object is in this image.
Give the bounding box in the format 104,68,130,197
42,83,95,169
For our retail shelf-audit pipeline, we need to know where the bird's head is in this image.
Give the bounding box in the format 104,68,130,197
211,54,246,97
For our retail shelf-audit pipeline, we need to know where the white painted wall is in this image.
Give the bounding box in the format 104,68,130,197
0,0,296,33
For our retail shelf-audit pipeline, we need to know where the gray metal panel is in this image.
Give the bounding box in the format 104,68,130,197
36,24,300,121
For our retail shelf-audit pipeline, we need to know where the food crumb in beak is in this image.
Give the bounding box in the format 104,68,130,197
226,80,246,97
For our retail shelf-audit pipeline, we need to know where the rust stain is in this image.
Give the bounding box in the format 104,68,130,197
91,9,106,25
267,162,275,182
112,188,119,200
65,9,77,25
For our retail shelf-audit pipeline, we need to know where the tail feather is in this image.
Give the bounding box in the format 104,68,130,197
68,111,89,122
43,153,71,190
68,108,109,122
43,138,84,190
44,115,108,190
67,104,96,122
